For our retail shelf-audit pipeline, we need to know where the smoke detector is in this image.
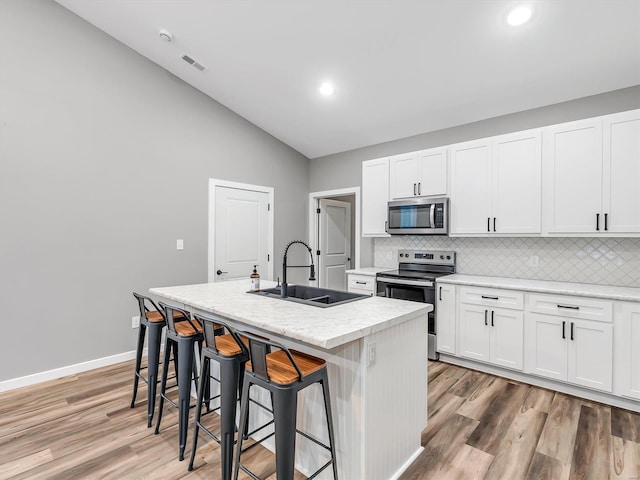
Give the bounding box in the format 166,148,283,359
159,29,173,42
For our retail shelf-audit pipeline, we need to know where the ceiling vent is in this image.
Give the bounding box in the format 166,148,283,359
181,54,206,72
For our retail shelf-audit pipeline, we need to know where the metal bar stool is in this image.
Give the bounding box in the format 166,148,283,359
232,331,338,480
187,314,249,479
154,302,204,461
130,292,182,427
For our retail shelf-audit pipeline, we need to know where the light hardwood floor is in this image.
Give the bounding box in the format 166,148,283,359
1,359,638,479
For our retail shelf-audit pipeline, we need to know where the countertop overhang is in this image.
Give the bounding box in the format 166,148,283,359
437,274,640,302
150,280,431,350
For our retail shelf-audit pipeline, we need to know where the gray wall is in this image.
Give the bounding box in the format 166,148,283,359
0,0,310,380
310,85,640,192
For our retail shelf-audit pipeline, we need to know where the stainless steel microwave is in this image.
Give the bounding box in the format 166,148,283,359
386,197,449,235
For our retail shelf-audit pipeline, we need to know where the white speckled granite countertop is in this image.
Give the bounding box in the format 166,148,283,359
345,267,391,276
436,274,640,302
150,279,431,350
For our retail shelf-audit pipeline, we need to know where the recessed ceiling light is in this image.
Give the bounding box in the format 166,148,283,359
319,82,335,96
506,5,532,26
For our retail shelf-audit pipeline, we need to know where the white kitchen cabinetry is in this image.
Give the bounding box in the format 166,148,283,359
450,130,541,235
525,294,613,392
458,286,524,370
389,147,447,199
362,158,390,237
436,283,456,354
614,302,640,400
347,273,376,295
543,109,640,235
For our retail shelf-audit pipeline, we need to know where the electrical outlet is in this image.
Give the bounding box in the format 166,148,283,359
132,315,140,329
367,341,377,367
176,239,184,250
527,255,539,268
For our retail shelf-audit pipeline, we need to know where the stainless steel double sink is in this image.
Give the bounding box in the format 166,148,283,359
249,285,369,308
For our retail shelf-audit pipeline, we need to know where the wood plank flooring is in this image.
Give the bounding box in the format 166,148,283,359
1,359,639,479
400,362,640,480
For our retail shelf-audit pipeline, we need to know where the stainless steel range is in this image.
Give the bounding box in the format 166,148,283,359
376,250,456,360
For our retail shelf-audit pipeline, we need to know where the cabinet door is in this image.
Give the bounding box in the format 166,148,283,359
416,147,447,197
524,313,567,382
362,158,390,236
458,304,490,363
617,303,640,400
567,320,613,392
490,308,524,371
542,119,603,233
436,284,456,354
389,152,418,199
493,130,542,234
450,141,491,234
603,109,640,233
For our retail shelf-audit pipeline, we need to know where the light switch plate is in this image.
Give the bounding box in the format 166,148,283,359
176,239,184,250
132,316,140,329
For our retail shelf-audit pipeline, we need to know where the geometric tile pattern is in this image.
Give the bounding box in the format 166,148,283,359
374,236,640,288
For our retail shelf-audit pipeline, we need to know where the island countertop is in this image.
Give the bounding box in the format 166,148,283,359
150,279,431,350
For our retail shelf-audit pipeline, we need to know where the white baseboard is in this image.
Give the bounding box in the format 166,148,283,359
389,447,425,480
0,348,147,393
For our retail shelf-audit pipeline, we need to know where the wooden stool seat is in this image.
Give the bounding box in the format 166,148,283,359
213,334,245,356
247,349,326,385
145,310,185,323
174,320,203,337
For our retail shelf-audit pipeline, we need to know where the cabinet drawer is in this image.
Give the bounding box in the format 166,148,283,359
347,274,376,294
459,286,524,310
526,294,612,323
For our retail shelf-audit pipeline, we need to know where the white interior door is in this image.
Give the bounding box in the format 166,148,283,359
318,198,351,290
213,185,270,282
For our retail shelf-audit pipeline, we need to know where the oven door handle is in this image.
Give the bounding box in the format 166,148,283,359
377,278,434,288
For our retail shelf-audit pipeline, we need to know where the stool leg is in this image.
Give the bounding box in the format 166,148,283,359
232,378,252,480
219,358,242,480
146,322,163,427
188,353,209,471
130,322,146,408
320,371,339,480
273,387,298,480
154,337,172,435
177,337,196,461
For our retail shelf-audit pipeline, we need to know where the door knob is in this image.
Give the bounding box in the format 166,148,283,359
216,269,228,275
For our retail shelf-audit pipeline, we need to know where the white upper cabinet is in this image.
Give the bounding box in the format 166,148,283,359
543,109,640,235
603,110,640,233
450,130,542,235
450,140,492,234
389,147,447,199
362,157,390,237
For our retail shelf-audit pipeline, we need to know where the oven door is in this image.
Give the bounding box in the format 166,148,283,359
376,277,436,332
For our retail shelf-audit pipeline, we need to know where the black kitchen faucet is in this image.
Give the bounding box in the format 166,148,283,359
281,240,316,298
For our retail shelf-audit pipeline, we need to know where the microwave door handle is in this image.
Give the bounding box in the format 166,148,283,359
429,204,435,228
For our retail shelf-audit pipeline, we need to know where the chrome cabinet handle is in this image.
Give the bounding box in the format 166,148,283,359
413,183,417,195
418,182,421,195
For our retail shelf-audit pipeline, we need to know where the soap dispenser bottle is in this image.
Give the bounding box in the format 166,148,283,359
250,265,260,292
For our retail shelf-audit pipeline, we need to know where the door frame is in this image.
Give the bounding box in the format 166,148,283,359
208,179,274,282
308,187,361,285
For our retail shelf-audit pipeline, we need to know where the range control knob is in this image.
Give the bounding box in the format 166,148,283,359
440,255,444,259
447,255,451,259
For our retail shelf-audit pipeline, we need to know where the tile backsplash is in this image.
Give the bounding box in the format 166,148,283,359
374,236,640,287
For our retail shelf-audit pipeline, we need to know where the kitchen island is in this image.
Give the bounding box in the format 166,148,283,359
150,279,431,480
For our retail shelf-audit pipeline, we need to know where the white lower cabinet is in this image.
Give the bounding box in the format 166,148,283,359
436,283,456,354
615,302,640,400
458,302,523,370
525,313,613,392
440,282,635,410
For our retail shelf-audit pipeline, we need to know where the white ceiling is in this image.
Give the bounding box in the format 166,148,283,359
54,0,640,159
